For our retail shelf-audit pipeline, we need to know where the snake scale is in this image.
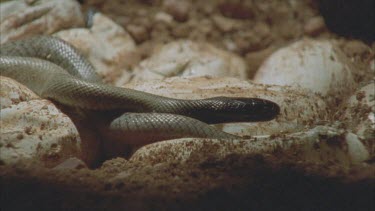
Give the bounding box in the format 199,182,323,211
0,36,280,145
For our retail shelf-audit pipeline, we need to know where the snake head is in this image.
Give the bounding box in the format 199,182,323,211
189,97,281,124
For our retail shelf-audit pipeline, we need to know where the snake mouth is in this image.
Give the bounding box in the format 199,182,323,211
188,97,281,124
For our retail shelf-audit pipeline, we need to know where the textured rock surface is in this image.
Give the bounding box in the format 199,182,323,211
341,81,375,140
125,77,329,136
55,12,136,83
130,126,372,165
254,39,356,99
122,40,247,85
0,77,99,167
0,0,84,44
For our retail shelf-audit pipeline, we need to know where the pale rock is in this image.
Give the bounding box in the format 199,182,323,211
0,77,99,167
342,82,375,139
154,12,174,24
55,13,136,83
0,0,84,44
130,126,371,165
254,39,356,98
124,40,247,85
125,77,329,137
345,133,370,164
304,16,326,36
0,76,39,109
126,24,149,44
345,82,374,112
163,0,191,22
342,40,371,57
212,15,242,32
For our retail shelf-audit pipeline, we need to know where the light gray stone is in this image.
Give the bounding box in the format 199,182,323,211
0,0,84,44
126,40,248,84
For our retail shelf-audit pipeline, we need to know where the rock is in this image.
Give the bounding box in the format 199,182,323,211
53,157,87,170
105,76,329,157
55,13,137,83
218,1,254,19
253,22,272,39
0,76,39,108
341,82,375,140
163,0,191,22
154,12,174,25
0,77,100,167
211,15,242,33
123,40,247,85
340,40,374,83
304,16,326,36
254,39,356,99
124,77,329,137
130,126,371,165
345,133,370,164
342,40,373,58
344,82,374,114
0,0,84,44
126,24,150,44
234,22,272,53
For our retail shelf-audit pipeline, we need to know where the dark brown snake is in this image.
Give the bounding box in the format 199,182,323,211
0,36,280,145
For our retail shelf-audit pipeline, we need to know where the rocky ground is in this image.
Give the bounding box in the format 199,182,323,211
0,0,374,210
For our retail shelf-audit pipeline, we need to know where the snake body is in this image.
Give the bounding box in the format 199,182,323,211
0,36,280,145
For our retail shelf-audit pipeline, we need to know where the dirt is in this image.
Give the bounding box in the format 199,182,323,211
1,153,374,210
1,0,374,210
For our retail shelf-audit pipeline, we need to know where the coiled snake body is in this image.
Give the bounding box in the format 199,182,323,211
0,36,280,145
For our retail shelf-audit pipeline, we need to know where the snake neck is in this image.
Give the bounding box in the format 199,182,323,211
150,97,280,124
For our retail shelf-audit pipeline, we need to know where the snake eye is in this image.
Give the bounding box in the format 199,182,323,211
190,97,280,124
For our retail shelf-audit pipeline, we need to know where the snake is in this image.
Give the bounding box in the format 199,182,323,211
0,36,280,146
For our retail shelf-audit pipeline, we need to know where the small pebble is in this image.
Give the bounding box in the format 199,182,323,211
218,2,254,19
212,15,240,32
304,16,326,36
163,0,190,22
126,24,149,43
154,12,174,24
343,40,371,58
